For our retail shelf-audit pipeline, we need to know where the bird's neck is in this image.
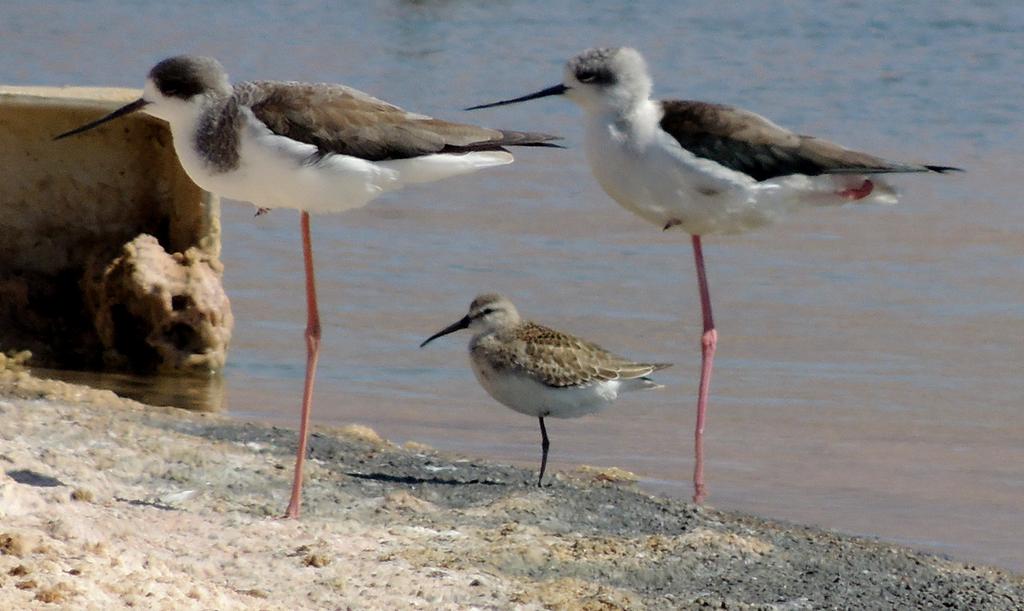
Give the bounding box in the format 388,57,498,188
186,94,244,174
587,98,661,142
471,321,521,348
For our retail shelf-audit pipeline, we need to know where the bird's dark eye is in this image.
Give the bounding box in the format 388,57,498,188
480,308,495,316
154,76,204,100
574,68,614,85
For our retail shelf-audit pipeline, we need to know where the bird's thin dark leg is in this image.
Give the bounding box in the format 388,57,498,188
538,416,550,487
284,212,321,519
691,234,717,505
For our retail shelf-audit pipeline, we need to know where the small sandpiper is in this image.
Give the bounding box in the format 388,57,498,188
467,46,960,503
420,293,671,487
56,55,560,518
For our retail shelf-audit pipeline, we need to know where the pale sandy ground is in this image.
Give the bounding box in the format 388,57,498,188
0,369,530,610
1,364,1022,610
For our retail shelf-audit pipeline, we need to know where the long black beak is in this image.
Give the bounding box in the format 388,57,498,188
465,83,568,111
53,98,151,140
420,315,471,348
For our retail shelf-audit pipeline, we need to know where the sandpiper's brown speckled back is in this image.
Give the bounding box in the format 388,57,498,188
472,320,671,388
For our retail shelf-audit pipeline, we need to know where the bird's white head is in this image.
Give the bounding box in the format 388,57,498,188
54,54,232,141
465,294,521,334
562,47,652,112
420,293,522,347
465,46,653,115
141,55,232,124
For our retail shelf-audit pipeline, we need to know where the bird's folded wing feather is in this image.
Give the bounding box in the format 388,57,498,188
658,100,945,181
245,80,557,161
500,322,671,388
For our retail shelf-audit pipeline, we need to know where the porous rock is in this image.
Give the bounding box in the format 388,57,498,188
83,234,232,372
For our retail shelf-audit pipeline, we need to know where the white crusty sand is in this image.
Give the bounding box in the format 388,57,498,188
0,369,539,609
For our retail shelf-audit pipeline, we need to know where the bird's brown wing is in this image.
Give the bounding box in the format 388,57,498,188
245,80,559,162
496,322,671,388
659,100,957,181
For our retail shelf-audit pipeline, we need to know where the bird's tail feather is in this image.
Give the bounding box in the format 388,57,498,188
377,151,514,184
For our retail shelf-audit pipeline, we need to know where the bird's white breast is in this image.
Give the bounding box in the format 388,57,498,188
469,355,619,420
583,109,769,235
172,109,398,212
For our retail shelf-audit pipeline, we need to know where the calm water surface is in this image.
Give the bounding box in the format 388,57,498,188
4,1,1022,571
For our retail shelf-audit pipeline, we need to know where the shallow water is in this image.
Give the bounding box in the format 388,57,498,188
5,1,1023,571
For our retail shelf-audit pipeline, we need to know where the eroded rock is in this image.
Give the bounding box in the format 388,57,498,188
83,234,232,372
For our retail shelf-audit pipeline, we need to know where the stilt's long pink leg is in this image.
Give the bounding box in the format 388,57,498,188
284,212,321,519
691,235,717,505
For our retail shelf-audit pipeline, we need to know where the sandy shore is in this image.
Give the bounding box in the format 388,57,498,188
1,366,1021,610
